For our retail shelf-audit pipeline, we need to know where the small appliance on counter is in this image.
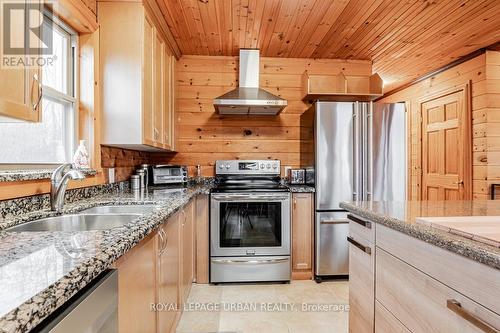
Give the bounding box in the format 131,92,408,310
288,168,305,184
148,165,188,185
304,167,315,185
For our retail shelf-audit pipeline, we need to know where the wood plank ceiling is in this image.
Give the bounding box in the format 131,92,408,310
155,0,500,92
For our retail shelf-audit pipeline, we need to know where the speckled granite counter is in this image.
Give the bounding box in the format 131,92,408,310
340,201,500,271
286,185,315,193
0,184,211,333
0,169,97,182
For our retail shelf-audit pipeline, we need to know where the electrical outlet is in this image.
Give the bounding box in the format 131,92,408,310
108,168,115,183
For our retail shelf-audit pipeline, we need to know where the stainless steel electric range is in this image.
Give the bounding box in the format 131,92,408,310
210,160,291,283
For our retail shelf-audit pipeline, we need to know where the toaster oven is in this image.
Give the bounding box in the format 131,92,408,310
148,165,188,184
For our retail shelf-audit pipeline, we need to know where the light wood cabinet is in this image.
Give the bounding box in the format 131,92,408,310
114,197,201,333
157,212,181,333
375,301,411,333
376,248,500,333
180,200,195,305
195,194,209,284
348,214,374,243
347,213,500,333
348,229,375,333
114,234,157,333
302,71,383,102
376,224,500,315
0,0,42,122
99,1,176,152
142,11,154,145
291,193,314,279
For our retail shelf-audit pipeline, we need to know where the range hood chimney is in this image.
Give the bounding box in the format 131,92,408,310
213,49,287,115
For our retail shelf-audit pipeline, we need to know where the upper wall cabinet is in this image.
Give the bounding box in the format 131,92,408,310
302,71,383,102
99,1,176,152
0,0,42,122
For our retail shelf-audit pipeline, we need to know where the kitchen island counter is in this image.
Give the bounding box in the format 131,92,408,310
340,200,500,271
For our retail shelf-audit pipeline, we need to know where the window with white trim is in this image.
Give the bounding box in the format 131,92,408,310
0,14,77,165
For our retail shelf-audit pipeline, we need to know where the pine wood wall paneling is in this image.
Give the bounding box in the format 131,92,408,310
101,146,150,182
157,0,500,92
478,51,500,199
55,0,98,33
81,0,97,14
378,52,500,200
151,55,372,176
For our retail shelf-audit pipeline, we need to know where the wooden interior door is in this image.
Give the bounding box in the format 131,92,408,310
421,88,471,200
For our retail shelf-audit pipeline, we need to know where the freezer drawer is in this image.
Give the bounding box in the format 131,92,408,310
315,211,349,276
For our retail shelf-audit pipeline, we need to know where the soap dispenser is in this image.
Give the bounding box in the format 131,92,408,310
72,140,90,169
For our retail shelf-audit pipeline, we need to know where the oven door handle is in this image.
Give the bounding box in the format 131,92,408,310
211,258,289,265
211,194,289,201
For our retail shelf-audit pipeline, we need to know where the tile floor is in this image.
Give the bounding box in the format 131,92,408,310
176,280,349,333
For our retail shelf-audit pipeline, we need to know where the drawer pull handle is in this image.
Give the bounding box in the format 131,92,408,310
320,219,349,225
158,229,168,256
447,299,499,333
211,258,289,265
347,236,371,255
347,214,372,229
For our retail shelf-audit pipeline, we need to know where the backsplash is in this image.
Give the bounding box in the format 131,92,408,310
101,146,151,182
0,181,127,220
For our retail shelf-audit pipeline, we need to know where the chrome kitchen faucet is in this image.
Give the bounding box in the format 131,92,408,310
51,164,85,213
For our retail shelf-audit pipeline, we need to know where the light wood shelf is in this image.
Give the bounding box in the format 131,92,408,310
302,71,383,102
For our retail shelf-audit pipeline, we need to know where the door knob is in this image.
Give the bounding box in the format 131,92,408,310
454,180,464,186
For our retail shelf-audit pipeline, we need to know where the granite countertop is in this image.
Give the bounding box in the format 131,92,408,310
286,185,315,193
0,184,210,333
340,201,500,271
0,169,97,182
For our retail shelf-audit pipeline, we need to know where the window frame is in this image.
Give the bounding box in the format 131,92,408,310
0,10,79,167
40,11,78,164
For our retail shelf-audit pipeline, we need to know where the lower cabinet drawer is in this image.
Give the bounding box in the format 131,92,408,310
348,234,374,333
376,248,500,333
375,301,411,333
347,213,374,243
376,224,500,314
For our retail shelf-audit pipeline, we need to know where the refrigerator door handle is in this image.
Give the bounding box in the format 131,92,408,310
361,102,368,201
366,102,373,201
353,103,361,201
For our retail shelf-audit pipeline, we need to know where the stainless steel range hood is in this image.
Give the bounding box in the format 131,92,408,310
213,49,287,115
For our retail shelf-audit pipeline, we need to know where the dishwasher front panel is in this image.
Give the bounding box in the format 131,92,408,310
39,269,118,333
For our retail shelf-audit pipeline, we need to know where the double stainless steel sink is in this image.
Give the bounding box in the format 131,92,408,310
5,205,159,232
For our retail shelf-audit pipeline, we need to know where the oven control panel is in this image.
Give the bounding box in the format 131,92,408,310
215,160,281,175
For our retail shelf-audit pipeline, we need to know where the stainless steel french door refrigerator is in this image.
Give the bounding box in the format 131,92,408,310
312,101,407,279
